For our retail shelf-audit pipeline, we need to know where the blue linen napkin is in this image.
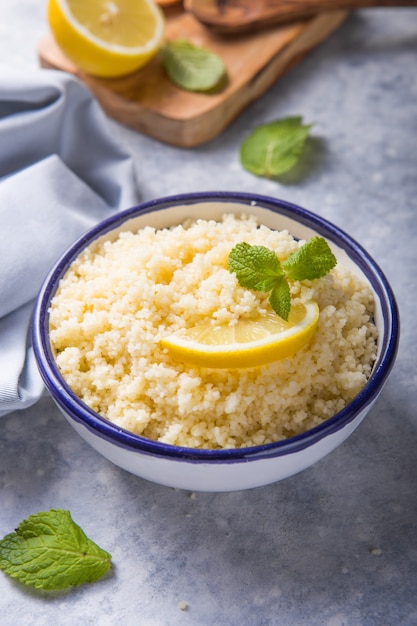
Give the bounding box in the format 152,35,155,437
0,67,139,417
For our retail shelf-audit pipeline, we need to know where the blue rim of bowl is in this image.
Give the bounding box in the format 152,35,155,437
32,191,400,463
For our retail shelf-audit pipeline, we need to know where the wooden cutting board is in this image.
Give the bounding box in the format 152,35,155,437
38,8,347,148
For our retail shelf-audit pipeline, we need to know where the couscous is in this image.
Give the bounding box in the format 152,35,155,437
49,213,378,449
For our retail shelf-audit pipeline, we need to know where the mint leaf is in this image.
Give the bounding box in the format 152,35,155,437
161,39,227,93
240,116,312,178
269,276,291,321
283,236,337,281
0,509,112,591
228,242,283,291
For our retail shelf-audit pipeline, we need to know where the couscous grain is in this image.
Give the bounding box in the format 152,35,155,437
49,214,377,449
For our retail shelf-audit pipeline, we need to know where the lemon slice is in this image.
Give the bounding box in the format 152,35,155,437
48,0,165,77
161,301,320,369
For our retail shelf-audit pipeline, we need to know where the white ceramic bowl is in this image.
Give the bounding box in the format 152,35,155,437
32,192,399,491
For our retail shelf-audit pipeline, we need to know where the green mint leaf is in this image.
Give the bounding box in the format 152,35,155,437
228,242,284,292
0,509,112,591
283,236,337,281
240,116,312,178
161,39,227,93
268,276,291,321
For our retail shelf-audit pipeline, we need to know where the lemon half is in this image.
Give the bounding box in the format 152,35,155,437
48,0,165,77
160,301,320,369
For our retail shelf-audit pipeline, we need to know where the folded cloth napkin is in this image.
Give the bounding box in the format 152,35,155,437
0,67,139,417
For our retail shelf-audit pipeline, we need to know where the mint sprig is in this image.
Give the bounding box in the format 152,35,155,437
0,509,112,591
228,237,336,321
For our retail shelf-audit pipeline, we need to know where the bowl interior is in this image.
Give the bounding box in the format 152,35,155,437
33,192,399,462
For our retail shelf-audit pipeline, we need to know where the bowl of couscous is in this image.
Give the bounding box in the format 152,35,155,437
32,192,399,491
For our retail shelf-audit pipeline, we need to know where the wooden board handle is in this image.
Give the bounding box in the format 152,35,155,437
185,0,417,33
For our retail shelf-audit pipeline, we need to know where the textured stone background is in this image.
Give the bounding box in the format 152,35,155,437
1,5,416,625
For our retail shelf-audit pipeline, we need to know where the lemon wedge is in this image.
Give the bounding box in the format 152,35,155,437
47,0,165,77
160,301,320,369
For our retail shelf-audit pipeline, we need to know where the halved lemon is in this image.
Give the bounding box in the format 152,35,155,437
160,301,320,369
47,0,165,77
